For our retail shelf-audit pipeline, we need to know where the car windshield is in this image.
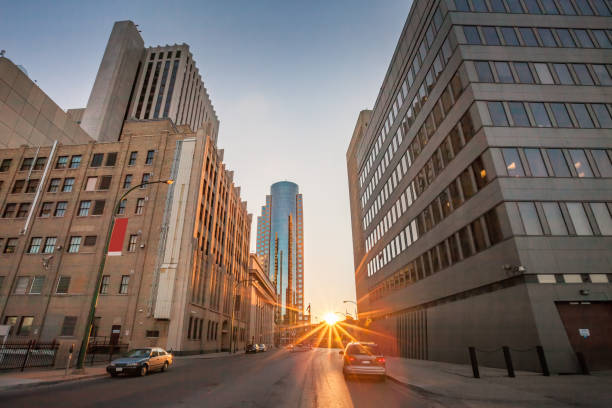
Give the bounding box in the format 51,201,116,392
125,349,151,358
346,344,380,355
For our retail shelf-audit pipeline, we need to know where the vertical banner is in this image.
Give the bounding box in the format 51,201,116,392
108,218,129,256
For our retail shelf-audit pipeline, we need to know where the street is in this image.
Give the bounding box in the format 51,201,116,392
0,348,441,408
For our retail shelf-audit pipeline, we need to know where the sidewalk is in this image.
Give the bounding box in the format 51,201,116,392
385,357,612,408
174,350,246,360
0,365,108,392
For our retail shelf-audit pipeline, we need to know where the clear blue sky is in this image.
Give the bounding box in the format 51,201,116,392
1,0,412,321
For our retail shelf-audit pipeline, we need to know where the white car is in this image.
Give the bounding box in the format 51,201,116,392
340,342,386,381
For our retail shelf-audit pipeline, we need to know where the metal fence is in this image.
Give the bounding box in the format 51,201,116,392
0,340,59,371
85,341,129,366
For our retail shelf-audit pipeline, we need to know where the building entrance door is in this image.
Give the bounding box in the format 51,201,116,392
110,325,122,345
556,302,612,371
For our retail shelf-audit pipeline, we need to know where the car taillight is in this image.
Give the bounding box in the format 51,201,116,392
376,357,386,364
346,356,356,364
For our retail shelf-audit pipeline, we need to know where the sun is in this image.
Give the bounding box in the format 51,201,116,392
323,312,340,326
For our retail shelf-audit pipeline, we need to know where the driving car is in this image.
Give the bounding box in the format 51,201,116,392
106,347,173,377
339,342,386,381
257,344,267,352
246,344,258,354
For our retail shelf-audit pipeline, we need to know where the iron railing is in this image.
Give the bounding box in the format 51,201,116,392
0,340,59,371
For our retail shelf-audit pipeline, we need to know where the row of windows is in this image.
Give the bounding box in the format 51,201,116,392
3,197,146,219
498,147,612,178
462,25,611,49
473,60,612,86
370,205,506,298
454,0,611,16
513,201,612,236
99,275,131,295
367,155,492,275
363,67,465,225
5,274,131,296
150,50,181,60
365,107,480,249
536,273,610,284
359,6,446,189
487,101,612,129
0,149,156,174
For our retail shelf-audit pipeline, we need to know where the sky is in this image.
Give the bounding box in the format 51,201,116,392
0,0,412,322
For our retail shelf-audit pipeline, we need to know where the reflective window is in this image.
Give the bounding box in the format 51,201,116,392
593,30,612,48
590,203,612,235
553,64,574,85
482,27,501,45
534,63,554,84
575,0,594,15
472,0,488,12
566,203,593,235
591,0,611,16
541,0,559,14
524,0,541,13
591,150,612,177
502,148,525,177
489,0,506,12
495,61,514,83
558,0,576,14
501,27,519,45
542,202,568,235
546,149,571,177
574,30,594,48
488,102,508,126
573,64,594,85
550,103,573,127
508,102,530,126
475,61,494,82
537,28,557,46
518,202,543,235
514,62,534,83
569,149,594,178
556,29,575,47
571,104,594,128
519,28,538,46
592,65,612,85
529,103,552,127
506,0,524,13
592,104,612,128
524,149,548,176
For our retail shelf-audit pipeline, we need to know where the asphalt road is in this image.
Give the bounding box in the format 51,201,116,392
0,348,443,408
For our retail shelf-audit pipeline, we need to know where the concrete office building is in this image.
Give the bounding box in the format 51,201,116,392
256,181,305,325
246,254,276,346
347,0,612,373
0,120,251,354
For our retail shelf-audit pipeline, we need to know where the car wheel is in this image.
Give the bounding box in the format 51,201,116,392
139,365,148,377
110,373,118,378
161,362,168,372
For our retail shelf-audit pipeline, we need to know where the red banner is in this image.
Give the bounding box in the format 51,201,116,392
108,218,128,256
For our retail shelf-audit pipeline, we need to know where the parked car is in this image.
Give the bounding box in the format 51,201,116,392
340,342,386,381
246,344,258,354
106,347,173,377
257,344,267,352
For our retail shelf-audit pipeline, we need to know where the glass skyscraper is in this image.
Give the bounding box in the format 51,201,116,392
256,181,304,324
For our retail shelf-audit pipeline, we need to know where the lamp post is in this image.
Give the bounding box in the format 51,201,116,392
229,278,255,354
76,179,173,369
343,300,358,319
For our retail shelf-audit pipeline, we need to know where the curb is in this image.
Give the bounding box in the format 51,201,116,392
385,373,441,398
0,372,107,393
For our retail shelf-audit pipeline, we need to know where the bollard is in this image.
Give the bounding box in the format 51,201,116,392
536,346,550,376
468,347,480,378
502,346,515,378
576,352,590,375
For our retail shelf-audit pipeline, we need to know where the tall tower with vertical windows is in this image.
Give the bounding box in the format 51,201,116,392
256,182,305,324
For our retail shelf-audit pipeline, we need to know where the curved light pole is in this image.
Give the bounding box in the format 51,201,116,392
343,300,358,319
229,278,255,353
76,179,173,369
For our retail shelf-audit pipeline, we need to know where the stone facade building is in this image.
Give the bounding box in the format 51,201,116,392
246,254,276,346
347,0,612,373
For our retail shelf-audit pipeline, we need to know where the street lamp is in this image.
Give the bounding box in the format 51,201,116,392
343,300,358,319
76,179,173,369
229,278,255,354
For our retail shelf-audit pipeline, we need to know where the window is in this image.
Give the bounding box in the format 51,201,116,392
25,179,39,193
592,0,611,16
85,177,97,191
546,149,571,177
12,179,25,193
98,176,113,192
105,152,117,166
141,173,151,187
566,203,593,235
575,0,594,15
78,201,91,216
555,29,575,48
123,174,132,189
146,330,160,338
569,149,594,177
29,276,44,294
458,227,474,258
135,198,145,215
524,149,548,177
145,150,155,165
54,202,67,217
20,158,33,171
60,316,77,336
56,276,71,294
48,178,60,192
68,237,81,253
482,26,500,45
534,63,554,84
537,274,556,283
43,237,57,253
128,235,138,252
90,153,103,167
502,148,525,177
470,219,487,252
593,65,612,86
4,238,18,253
518,202,543,235
100,275,110,294
92,200,105,215
514,62,534,83
537,28,557,47
33,157,46,171
495,61,514,83
508,102,530,126
28,237,42,254
17,317,34,336
119,275,130,294
519,28,538,46
69,155,81,169
460,169,476,199
592,104,612,128
489,0,506,12
501,27,519,45
0,159,11,172
3,203,16,218
591,150,612,177
574,29,594,48
464,26,481,44
529,103,552,127
558,0,576,14
14,277,29,294
542,202,568,235
550,103,573,127
62,178,75,192
553,64,574,85
541,0,559,13
84,236,97,246
593,30,612,48
590,203,612,235
55,156,68,169
117,199,127,215
507,0,524,13
573,64,594,85
488,102,508,126
590,274,609,283
17,203,30,218
475,61,494,82
128,151,138,165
